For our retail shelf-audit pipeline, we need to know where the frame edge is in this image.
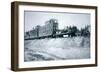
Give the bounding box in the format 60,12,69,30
11,2,19,71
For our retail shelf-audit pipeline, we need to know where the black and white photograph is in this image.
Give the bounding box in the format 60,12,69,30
24,11,91,62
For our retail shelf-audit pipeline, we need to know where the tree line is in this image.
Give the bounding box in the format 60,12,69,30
60,25,90,37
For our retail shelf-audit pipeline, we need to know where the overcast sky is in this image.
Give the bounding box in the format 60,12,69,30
24,11,90,32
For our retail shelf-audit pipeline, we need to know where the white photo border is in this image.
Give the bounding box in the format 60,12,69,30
18,5,96,68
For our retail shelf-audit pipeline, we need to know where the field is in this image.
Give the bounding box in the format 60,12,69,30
24,37,90,62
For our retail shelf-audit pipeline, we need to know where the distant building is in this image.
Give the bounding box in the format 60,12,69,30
39,19,58,37
25,19,59,39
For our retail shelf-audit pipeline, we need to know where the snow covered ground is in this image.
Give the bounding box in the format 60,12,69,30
24,37,90,62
